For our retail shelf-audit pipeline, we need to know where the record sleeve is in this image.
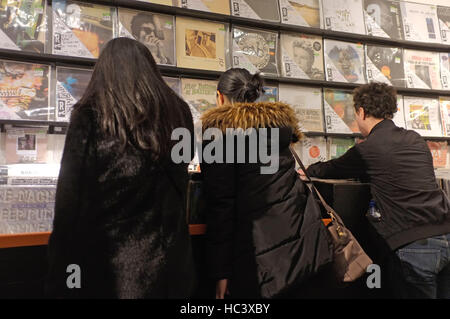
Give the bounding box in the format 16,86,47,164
118,8,175,66
426,140,448,168
280,33,324,80
0,60,51,121
257,85,278,102
324,40,365,84
137,0,174,5
4,126,48,164
327,137,355,160
438,6,450,43
279,0,322,28
440,53,450,90
232,26,278,76
55,66,92,122
278,84,323,132
322,0,365,35
163,76,181,95
400,2,441,43
404,49,441,90
0,185,55,234
404,96,442,137
0,0,47,52
363,0,403,40
181,78,217,123
324,88,359,134
439,97,450,136
52,0,115,58
178,0,229,15
365,45,405,87
292,136,327,168
231,0,280,22
393,95,406,128
176,17,227,71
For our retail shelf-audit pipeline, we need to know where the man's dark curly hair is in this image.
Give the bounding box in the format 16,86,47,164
353,82,397,119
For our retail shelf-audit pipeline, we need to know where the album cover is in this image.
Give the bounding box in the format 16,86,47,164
232,26,278,76
365,45,405,87
324,88,359,134
293,136,327,168
280,33,324,80
400,2,441,43
439,97,450,136
393,95,406,128
404,49,441,90
404,96,442,137
55,66,92,122
0,0,47,52
138,0,175,5
176,17,227,71
278,84,323,132
178,0,229,15
0,60,51,121
438,6,450,43
279,0,322,28
118,8,175,66
257,85,278,102
327,137,355,160
4,126,48,164
52,0,115,58
181,78,217,123
324,40,365,84
440,53,450,90
231,0,280,22
322,0,365,34
163,76,181,95
426,140,448,168
0,185,56,234
363,0,403,40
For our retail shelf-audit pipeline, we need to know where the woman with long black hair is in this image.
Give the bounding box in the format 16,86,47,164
45,38,195,298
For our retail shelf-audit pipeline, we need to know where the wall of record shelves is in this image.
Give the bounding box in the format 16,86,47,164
1,0,450,234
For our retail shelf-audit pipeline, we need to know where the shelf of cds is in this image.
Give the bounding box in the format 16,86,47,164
1,0,450,236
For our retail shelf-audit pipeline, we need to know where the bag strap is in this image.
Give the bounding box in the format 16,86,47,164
289,144,341,222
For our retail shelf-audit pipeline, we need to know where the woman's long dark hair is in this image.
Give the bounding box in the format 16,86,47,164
74,37,193,160
217,68,264,103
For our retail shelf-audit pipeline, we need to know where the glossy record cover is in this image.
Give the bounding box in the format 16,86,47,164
404,96,442,137
176,17,227,72
327,137,355,159
118,8,175,66
363,0,403,40
440,53,450,90
404,49,441,90
322,0,365,35
292,136,327,168
324,88,359,134
278,84,323,132
324,40,365,84
0,0,46,52
178,0,229,15
52,0,115,58
400,2,441,44
231,0,280,22
181,77,217,123
232,26,278,76
365,45,405,87
0,59,51,121
438,6,450,43
281,33,324,80
279,0,322,28
56,66,92,122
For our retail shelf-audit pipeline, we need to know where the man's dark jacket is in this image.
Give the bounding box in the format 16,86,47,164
307,119,450,250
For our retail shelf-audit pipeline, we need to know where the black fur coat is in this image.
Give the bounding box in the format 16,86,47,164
45,107,196,298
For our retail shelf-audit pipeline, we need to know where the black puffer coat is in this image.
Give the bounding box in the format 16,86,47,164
45,106,196,298
200,102,333,298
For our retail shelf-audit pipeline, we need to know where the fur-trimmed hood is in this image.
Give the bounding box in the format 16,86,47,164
200,102,302,142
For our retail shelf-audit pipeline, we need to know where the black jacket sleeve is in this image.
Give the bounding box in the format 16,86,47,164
306,145,367,179
45,108,94,297
200,160,236,281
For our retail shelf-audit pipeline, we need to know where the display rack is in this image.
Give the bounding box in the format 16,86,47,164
1,0,450,137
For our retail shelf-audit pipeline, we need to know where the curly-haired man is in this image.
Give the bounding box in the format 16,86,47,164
303,82,450,299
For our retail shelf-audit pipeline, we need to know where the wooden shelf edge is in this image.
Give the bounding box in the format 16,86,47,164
0,232,51,249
